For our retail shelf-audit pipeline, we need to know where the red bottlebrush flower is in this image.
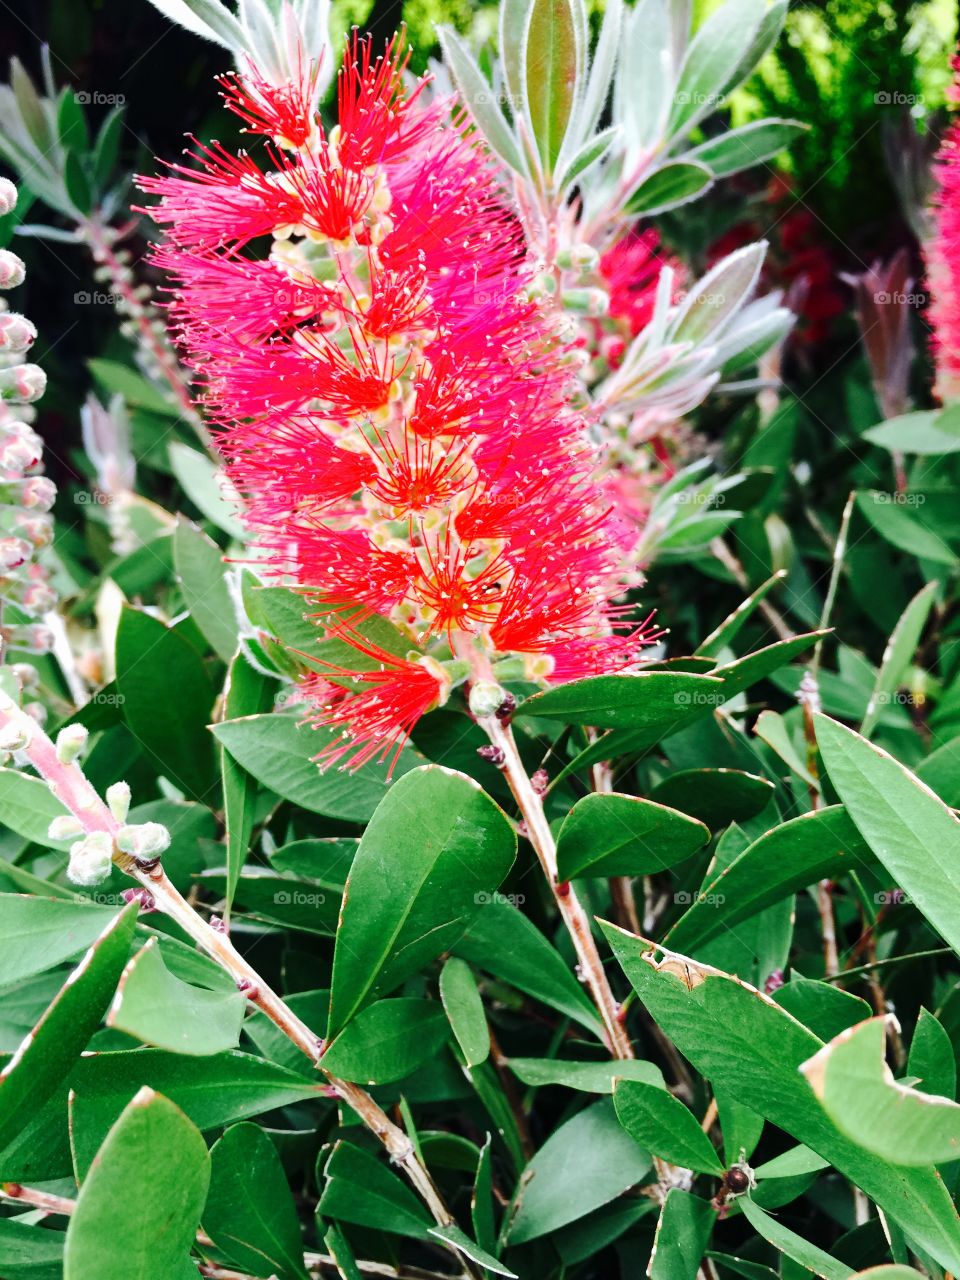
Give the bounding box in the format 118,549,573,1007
142,32,656,770
929,55,960,402
601,230,679,337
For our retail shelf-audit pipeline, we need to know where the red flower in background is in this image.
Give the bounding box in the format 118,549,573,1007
142,34,656,770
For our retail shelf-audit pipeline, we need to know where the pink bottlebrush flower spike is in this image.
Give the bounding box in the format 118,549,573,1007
928,51,960,403
141,31,658,771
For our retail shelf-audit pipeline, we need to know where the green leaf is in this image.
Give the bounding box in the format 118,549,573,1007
173,519,238,663
740,1197,852,1280
753,709,819,789
429,1224,518,1278
667,0,766,137
437,28,528,175
648,768,774,830
506,1098,651,1243
615,1079,724,1174
649,1190,715,1280
814,714,960,958
108,937,245,1055
440,957,489,1067
861,581,937,737
857,491,958,566
686,118,806,177
801,1017,960,1166
64,1088,210,1280
666,806,873,952
0,904,136,1150
221,655,274,916
603,929,960,1272
516,671,725,731
169,441,246,539
555,791,709,879
862,410,960,456
0,1216,64,1279
93,105,125,189
89,358,179,417
318,1141,431,1239
204,1123,309,1280
69,1049,323,1178
0,767,71,850
694,571,788,657
508,1057,665,1094
63,151,93,215
115,606,216,800
213,712,418,823
454,899,604,1038
711,632,826,698
774,977,872,1044
328,766,516,1036
0,895,119,986
524,0,579,171
321,998,448,1084
624,159,715,216
56,88,91,152
908,1008,956,1100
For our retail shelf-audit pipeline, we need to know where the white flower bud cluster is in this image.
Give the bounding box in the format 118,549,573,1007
0,181,57,656
44,772,172,887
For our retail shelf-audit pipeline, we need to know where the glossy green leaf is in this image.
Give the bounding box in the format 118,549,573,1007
221,655,274,916
753,709,819,789
815,714,960,958
516,671,725,731
739,1197,852,1280
173,518,238,663
0,767,71,850
508,1057,665,1094
430,1224,518,1278
321,998,448,1084
0,904,136,1150
857,491,958,566
0,1215,65,1280
862,410,960,455
0,895,119,987
115,606,216,800
69,1049,323,1177
328,766,516,1036
455,899,603,1037
667,806,871,952
603,927,960,1271
555,791,709,879
204,1123,309,1280
213,712,419,823
64,1087,210,1280
318,1141,431,1239
649,1190,715,1280
648,768,774,829
801,1016,960,1166
624,159,714,216
711,632,827,698
615,1079,724,1174
108,937,245,1055
507,1099,651,1243
694,571,788,657
440,957,489,1067
908,1008,956,1100
524,0,579,171
861,581,937,737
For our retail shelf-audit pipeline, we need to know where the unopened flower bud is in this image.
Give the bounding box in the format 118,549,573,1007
0,720,31,752
468,679,508,719
556,244,600,273
11,662,39,691
0,313,37,354
116,821,171,863
67,832,114,886
20,579,57,614
0,249,25,289
48,814,84,840
0,536,31,570
561,287,609,317
14,476,56,511
16,514,52,548
24,701,47,725
106,780,131,823
0,178,17,217
56,723,89,764
0,364,46,404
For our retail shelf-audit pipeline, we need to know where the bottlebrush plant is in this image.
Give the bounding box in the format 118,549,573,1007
2,4,960,1280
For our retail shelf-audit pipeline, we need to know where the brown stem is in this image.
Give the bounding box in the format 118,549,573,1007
799,673,839,977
